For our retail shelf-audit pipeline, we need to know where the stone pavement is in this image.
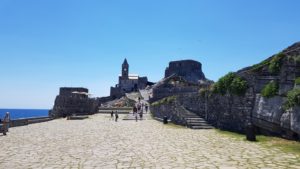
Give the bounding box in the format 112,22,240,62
0,114,299,169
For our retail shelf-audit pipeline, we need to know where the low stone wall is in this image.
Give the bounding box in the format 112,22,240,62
176,93,206,117
98,107,133,114
150,102,186,125
9,116,53,128
206,92,254,133
151,91,300,140
151,90,254,133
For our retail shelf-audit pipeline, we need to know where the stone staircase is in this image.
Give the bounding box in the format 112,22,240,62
178,107,214,129
125,92,141,102
185,117,214,129
139,89,150,101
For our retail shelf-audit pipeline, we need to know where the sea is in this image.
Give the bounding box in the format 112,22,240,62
0,109,49,120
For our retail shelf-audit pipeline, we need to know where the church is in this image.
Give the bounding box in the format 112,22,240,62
110,59,149,98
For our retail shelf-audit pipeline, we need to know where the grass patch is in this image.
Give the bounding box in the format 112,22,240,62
215,129,245,140
256,135,300,155
216,129,300,155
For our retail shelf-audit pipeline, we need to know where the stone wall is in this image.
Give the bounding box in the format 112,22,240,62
252,95,300,139
150,98,191,126
9,116,53,127
151,42,300,140
150,75,200,103
59,87,88,96
206,91,255,133
138,77,148,89
176,93,206,116
110,86,123,99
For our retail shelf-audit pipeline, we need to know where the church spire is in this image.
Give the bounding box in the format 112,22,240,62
123,58,128,65
122,58,129,78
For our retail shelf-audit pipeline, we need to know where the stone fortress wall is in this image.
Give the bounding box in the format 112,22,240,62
151,60,209,102
165,60,206,83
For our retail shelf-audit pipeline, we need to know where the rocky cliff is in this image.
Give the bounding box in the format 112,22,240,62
49,88,99,118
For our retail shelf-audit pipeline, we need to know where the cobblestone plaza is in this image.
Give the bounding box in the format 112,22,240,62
0,114,299,169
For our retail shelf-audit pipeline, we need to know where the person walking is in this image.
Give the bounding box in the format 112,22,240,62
133,106,137,115
135,111,138,122
3,112,10,135
139,110,143,120
145,104,148,113
111,111,114,120
115,111,119,122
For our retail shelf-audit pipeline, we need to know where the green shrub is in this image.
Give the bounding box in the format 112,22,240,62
284,88,300,109
295,77,300,85
268,53,285,74
295,55,300,64
230,77,248,96
251,59,270,72
213,72,248,96
199,88,207,97
261,81,278,98
251,53,285,73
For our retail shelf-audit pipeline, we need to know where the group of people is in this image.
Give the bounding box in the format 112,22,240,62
109,97,149,123
133,101,148,122
0,112,10,135
110,111,119,122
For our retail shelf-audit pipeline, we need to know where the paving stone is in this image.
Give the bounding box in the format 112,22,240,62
0,114,299,168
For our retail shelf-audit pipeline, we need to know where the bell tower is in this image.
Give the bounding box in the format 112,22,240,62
122,58,129,78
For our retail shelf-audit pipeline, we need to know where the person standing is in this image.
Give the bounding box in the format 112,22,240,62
115,111,119,122
3,112,10,135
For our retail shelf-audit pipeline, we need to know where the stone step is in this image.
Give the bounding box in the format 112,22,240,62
186,120,207,123
183,115,201,118
185,119,206,122
185,117,205,119
190,126,215,129
178,107,214,130
186,121,207,124
187,122,210,126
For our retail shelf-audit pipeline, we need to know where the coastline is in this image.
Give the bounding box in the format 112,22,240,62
0,108,49,120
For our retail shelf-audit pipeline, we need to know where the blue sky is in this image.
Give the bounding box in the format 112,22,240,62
0,0,300,109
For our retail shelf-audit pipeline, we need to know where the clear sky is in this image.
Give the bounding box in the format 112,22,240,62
0,0,300,109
